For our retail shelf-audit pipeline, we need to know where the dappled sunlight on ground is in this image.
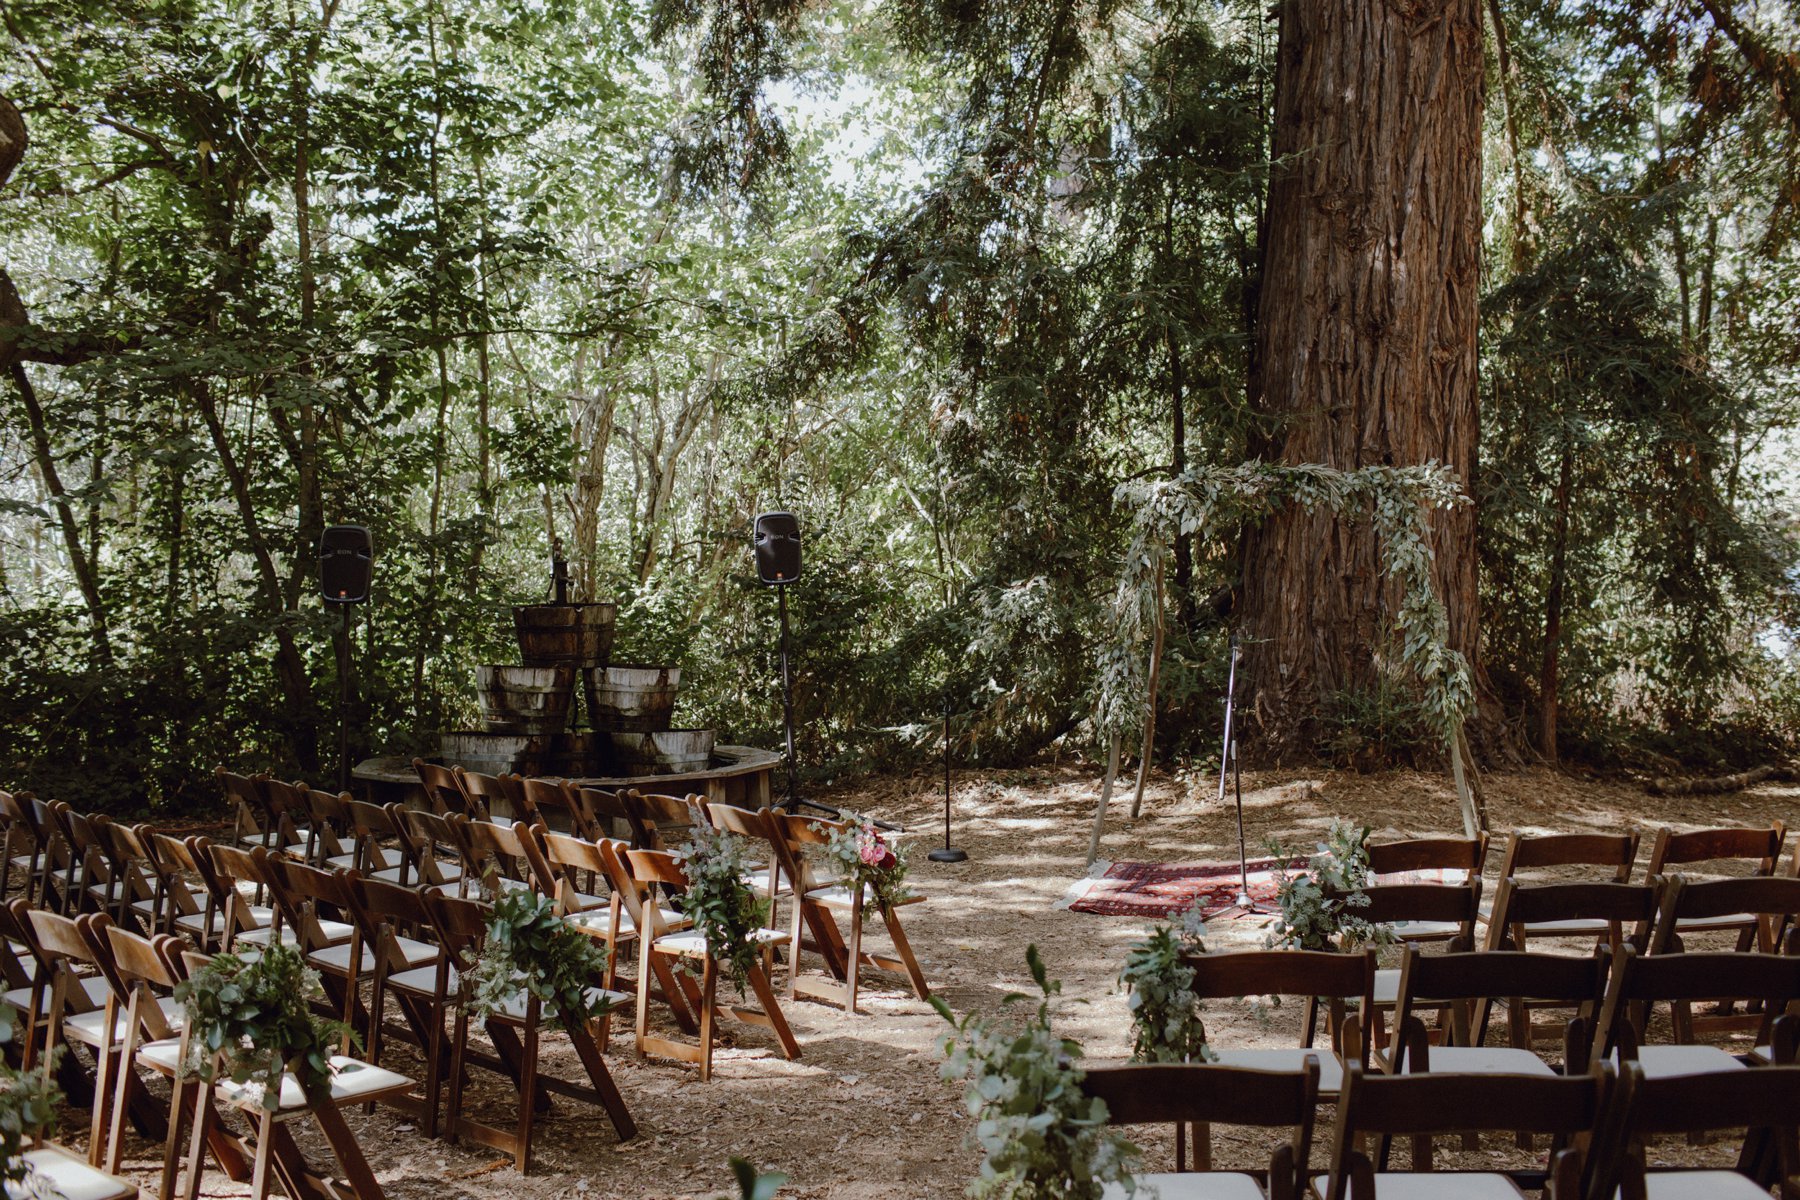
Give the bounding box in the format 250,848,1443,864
94,764,1794,1198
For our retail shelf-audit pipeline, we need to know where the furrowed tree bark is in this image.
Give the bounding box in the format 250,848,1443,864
1538,435,1573,764
1240,0,1486,756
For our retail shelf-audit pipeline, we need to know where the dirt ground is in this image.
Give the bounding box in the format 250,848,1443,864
92,763,1799,1199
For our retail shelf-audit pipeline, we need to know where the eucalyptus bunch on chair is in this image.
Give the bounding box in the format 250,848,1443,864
469,888,614,1029
675,825,771,996
934,946,1139,1199
1119,906,1216,1065
818,812,912,923
174,942,354,1110
1267,820,1396,952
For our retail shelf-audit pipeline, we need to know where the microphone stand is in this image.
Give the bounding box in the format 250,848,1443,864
1217,633,1264,913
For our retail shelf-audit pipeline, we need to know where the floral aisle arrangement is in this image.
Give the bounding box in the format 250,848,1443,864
0,1003,61,1196
1266,820,1396,951
174,942,354,1110
470,888,614,1029
933,946,1139,1200
675,825,772,996
819,813,912,922
1118,904,1216,1064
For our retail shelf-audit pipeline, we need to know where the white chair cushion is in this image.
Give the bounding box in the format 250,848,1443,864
1636,1170,1772,1199
1211,1048,1342,1095
224,1055,410,1113
65,996,185,1047
1389,919,1464,940
383,965,626,1022
4,974,107,1014
654,927,788,958
141,1038,410,1112
237,917,353,948
371,861,464,885
1311,1173,1526,1198
1751,1043,1773,1064
1672,912,1756,933
1103,1172,1265,1199
564,906,685,938
8,1146,135,1200
804,884,923,909
1625,1045,1746,1080
176,905,275,938
1402,1046,1553,1076
308,936,436,976
1373,969,1399,1005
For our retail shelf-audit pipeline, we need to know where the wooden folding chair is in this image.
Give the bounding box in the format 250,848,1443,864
1596,944,1800,1079
216,768,307,859
339,873,448,1123
254,852,383,1039
1646,823,1789,944
415,888,635,1169
51,803,112,918
0,788,62,909
456,769,525,824
1,898,103,1080
414,757,474,817
1481,832,1641,951
1368,835,1489,938
761,809,927,1012
580,836,699,1035
1604,1055,1800,1200
576,785,636,843
461,817,543,900
1184,949,1374,1101
1316,1061,1611,1199
1342,882,1483,1053
1389,946,1608,1079
624,846,799,1078
292,784,356,870
394,806,473,892
180,836,280,952
89,819,157,931
28,909,173,1166
82,917,247,1188
135,830,221,945
620,789,700,851
1084,1060,1319,1194
1484,878,1660,1051
1649,874,1800,956
169,947,415,1200
518,777,606,842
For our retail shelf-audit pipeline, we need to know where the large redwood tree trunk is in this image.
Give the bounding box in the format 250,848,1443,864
1239,0,1485,755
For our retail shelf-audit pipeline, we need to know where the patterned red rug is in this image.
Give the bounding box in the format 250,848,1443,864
1066,856,1304,919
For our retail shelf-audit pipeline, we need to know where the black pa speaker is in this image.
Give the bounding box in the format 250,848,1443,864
320,525,373,604
754,511,801,585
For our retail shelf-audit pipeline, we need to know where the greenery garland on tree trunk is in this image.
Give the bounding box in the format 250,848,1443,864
1099,462,1479,828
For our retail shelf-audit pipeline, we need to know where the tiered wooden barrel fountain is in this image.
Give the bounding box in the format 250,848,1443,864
585,664,714,775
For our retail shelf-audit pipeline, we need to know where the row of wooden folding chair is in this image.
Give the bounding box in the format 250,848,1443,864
1083,1048,1800,1200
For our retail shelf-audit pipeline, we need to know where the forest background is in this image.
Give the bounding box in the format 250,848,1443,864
1,0,1797,812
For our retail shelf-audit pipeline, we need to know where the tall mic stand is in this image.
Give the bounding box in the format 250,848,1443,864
1217,633,1264,913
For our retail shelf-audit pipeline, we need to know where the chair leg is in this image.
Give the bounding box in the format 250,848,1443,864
746,962,800,1061
88,1034,113,1167
249,1109,277,1200
514,1020,539,1172
699,957,717,1082
883,908,930,1000
845,904,863,1015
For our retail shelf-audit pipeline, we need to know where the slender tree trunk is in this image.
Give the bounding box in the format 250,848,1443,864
1239,0,1486,755
9,360,112,662
1538,436,1573,765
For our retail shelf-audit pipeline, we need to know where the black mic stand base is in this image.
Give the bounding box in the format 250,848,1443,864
928,847,967,863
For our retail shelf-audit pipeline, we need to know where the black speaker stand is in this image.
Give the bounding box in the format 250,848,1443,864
929,687,966,862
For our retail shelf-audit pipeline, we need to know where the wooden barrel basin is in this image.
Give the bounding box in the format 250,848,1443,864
438,730,551,778
584,664,680,731
607,728,716,777
477,665,575,734
512,603,616,668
